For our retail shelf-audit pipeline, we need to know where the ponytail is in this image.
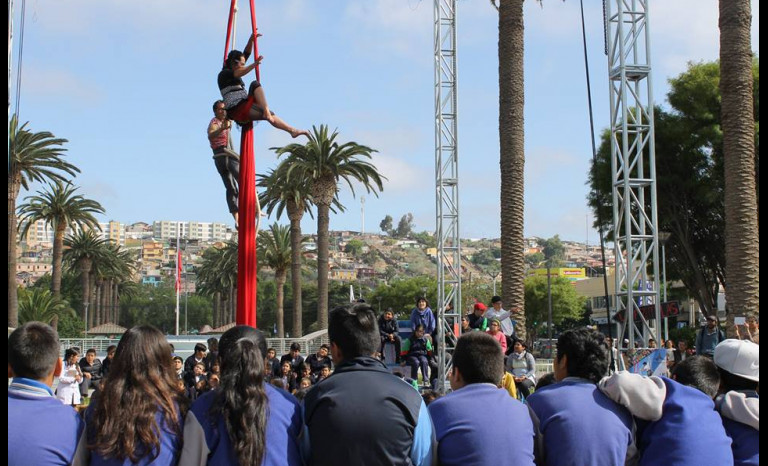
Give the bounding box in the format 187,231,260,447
212,326,269,465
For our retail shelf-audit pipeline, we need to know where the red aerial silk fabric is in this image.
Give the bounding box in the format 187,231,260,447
236,123,257,328
225,0,260,328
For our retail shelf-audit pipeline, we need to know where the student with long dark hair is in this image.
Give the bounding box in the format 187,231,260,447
85,325,188,465
178,325,302,466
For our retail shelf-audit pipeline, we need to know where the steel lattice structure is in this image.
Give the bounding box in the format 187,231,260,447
433,0,461,387
605,0,662,348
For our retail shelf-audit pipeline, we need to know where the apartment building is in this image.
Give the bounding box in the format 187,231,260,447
152,221,232,242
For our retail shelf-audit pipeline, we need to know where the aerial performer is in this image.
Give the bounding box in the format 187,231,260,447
218,33,310,138
207,100,244,228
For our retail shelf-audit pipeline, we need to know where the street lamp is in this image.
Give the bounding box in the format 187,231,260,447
658,231,672,341
488,269,500,296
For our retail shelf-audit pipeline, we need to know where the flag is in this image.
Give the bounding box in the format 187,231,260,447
175,247,182,292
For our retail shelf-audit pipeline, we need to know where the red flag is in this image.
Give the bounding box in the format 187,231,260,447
176,248,182,292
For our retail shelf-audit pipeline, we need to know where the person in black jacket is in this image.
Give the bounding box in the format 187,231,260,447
79,348,103,397
302,303,435,465
280,342,305,377
305,344,333,375
378,308,402,363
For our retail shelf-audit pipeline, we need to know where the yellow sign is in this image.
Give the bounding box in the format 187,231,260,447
527,267,586,280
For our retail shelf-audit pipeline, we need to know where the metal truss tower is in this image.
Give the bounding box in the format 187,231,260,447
434,0,461,387
605,0,662,348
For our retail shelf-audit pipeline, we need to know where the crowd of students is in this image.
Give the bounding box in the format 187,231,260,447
8,303,759,466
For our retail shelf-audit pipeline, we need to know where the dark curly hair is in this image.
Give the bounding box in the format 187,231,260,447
556,328,609,383
88,325,187,463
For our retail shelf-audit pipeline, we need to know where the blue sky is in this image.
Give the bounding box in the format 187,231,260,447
9,0,759,242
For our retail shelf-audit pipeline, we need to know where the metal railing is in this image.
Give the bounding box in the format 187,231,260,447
59,329,330,360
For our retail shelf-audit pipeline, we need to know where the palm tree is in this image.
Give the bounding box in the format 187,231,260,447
494,0,527,339
259,159,344,337
259,162,314,338
91,243,137,325
18,287,75,332
8,115,78,327
18,182,104,299
273,125,384,329
719,0,758,330
258,223,294,337
197,241,239,327
64,230,109,324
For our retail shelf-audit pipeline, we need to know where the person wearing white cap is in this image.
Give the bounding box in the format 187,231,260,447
713,339,759,466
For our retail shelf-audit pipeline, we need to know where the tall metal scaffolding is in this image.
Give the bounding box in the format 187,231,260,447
433,0,461,386
605,0,662,348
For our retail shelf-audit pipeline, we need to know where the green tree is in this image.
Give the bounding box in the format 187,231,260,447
18,287,75,332
395,213,414,238
588,60,759,316
258,223,293,337
18,182,104,299
259,159,320,338
524,275,586,339
345,239,365,257
541,235,565,267
411,231,437,249
197,241,238,327
8,115,78,327
524,252,545,269
273,125,385,329
63,230,109,324
719,0,758,329
379,215,394,235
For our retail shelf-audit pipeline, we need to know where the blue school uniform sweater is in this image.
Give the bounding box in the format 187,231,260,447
85,402,184,466
720,391,759,466
178,384,302,466
428,383,535,466
634,377,732,465
527,378,633,466
8,378,85,466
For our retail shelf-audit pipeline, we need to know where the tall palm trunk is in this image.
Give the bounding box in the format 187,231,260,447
315,201,332,329
104,279,112,323
94,281,103,326
288,201,304,337
8,177,21,327
276,271,287,338
214,292,221,327
88,275,97,328
229,286,236,324
720,0,758,333
79,259,92,323
100,281,108,325
499,0,527,339
51,223,67,298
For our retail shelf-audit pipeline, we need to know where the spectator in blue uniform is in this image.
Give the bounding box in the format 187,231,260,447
429,331,534,466
599,356,733,465
527,328,634,466
179,325,303,466
8,322,86,466
85,325,188,465
713,339,759,466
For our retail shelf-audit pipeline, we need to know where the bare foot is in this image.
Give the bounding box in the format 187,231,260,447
290,128,311,139
233,212,239,230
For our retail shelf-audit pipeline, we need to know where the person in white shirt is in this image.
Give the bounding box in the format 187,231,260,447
483,296,515,349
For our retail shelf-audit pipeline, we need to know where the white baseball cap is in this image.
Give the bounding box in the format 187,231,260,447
713,339,759,382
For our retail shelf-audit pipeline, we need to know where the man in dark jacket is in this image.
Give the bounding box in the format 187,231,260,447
302,303,435,466
79,348,103,397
